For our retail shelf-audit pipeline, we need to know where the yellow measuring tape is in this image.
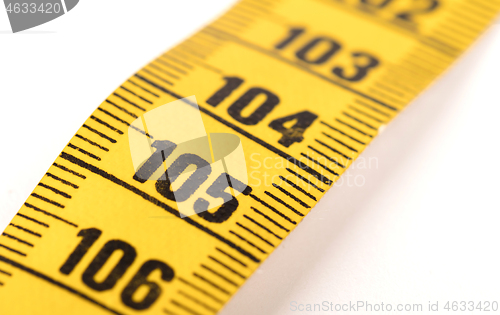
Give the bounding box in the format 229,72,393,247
1,0,499,314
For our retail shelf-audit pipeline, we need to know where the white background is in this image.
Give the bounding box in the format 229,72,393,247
1,1,500,314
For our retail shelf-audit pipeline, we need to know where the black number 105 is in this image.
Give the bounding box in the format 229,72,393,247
60,228,174,310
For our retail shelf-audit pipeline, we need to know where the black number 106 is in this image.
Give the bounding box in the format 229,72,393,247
60,228,174,310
